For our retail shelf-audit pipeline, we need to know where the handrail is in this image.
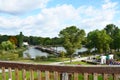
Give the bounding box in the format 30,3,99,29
0,61,120,80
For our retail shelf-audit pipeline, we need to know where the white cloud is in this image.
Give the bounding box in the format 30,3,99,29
0,0,49,14
0,0,119,37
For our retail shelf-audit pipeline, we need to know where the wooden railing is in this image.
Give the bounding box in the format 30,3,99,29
0,61,120,80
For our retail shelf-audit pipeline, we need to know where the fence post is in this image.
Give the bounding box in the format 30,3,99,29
54,71,58,80
45,71,50,80
8,67,12,80
30,69,34,80
103,73,108,80
74,73,78,80
22,69,26,80
15,68,19,80
84,73,88,80
2,67,6,80
37,70,42,80
93,73,98,80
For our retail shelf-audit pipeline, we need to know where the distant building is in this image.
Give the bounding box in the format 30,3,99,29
23,42,29,46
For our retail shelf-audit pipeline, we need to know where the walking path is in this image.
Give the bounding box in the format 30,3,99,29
49,55,99,65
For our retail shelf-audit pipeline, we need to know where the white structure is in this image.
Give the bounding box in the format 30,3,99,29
109,54,114,59
100,56,106,64
23,42,29,46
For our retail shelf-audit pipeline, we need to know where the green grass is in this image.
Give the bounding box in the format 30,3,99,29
0,71,114,80
64,61,91,65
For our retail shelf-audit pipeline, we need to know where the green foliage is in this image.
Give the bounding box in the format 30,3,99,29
0,40,15,50
104,24,120,51
59,51,65,58
18,32,23,48
87,30,112,53
59,26,86,63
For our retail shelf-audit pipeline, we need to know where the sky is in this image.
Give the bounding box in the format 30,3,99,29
0,0,120,37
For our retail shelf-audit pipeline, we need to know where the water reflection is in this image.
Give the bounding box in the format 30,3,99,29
23,46,48,59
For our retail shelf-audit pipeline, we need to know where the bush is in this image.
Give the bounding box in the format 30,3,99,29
35,56,47,61
48,54,57,58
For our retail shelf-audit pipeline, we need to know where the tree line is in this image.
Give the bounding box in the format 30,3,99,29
0,24,120,54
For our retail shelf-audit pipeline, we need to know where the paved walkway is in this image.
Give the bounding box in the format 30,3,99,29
49,55,99,65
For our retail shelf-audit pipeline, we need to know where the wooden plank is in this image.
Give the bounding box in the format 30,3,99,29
37,70,42,80
30,69,34,80
103,73,108,80
54,71,58,80
113,74,120,80
93,73,98,80
22,69,26,80
74,73,78,80
2,67,6,80
8,67,12,80
15,68,19,80
84,73,88,80
45,71,50,80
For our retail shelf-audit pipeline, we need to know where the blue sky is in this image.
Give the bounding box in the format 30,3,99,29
0,0,120,37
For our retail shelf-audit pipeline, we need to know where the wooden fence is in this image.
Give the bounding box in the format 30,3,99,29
0,61,120,80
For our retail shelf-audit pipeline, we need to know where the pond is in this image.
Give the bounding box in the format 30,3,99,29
23,46,88,59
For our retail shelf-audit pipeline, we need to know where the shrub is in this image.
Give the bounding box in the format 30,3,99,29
35,56,47,61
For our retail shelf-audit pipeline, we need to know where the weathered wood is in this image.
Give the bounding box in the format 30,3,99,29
45,71,50,80
113,74,120,80
8,67,12,80
15,68,19,80
1,61,120,74
54,71,59,80
93,73,98,80
2,67,6,80
37,70,42,80
22,69,26,80
74,72,78,80
84,73,88,80
30,69,34,80
103,73,108,80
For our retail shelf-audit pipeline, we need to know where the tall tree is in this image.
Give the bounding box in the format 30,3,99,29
18,32,23,48
113,27,120,51
87,30,112,53
59,26,85,63
104,24,120,52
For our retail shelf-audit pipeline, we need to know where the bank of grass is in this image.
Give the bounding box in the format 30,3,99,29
64,61,91,65
15,57,70,64
0,47,26,60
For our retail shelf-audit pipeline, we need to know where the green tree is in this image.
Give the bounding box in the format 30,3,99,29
113,27,120,51
18,32,23,47
9,36,17,46
104,24,120,52
59,26,85,63
104,24,117,50
87,30,112,53
1,40,15,50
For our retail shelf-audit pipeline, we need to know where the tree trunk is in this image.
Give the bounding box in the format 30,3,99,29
70,55,72,64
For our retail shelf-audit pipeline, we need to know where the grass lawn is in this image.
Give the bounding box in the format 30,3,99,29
64,61,92,65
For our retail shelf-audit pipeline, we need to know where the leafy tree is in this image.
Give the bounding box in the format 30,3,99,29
18,32,23,47
104,24,120,52
104,24,116,49
113,28,120,51
9,36,17,46
59,26,85,63
87,30,112,53
0,35,9,44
